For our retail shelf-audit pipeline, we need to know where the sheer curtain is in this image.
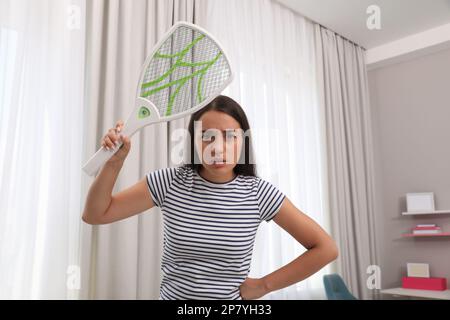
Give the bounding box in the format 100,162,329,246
0,0,343,300
80,0,203,300
0,0,86,299
198,0,333,299
314,25,379,300
79,0,332,299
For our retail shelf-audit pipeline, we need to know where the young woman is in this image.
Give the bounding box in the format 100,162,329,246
82,95,338,300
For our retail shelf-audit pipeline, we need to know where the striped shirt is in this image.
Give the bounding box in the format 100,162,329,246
146,165,285,300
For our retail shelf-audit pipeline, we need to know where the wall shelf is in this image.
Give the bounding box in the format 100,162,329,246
402,210,450,216
394,204,450,296
402,233,450,238
381,287,450,300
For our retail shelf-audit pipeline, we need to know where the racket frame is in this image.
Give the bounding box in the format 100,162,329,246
82,21,234,176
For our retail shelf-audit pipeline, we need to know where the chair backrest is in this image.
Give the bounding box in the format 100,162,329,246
323,274,357,300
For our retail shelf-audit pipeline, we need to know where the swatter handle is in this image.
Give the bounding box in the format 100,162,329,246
82,122,140,176
82,98,159,176
81,142,126,176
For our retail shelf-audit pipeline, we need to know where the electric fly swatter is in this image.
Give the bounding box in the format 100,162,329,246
82,22,234,176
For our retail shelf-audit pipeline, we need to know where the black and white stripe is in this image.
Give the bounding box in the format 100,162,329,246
146,165,285,300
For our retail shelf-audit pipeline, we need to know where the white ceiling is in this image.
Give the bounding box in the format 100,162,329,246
277,0,450,49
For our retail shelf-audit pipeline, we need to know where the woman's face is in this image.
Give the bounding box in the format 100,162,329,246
195,110,244,177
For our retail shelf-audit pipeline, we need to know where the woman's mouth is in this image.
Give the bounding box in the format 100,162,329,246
212,160,227,168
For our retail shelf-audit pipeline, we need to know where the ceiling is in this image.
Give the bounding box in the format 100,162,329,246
276,0,450,49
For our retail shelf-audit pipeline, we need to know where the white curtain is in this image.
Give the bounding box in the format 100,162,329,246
1,0,378,301
80,0,333,300
0,0,86,299
80,0,202,299
314,25,379,300
198,0,333,299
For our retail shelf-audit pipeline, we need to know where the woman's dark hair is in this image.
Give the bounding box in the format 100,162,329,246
184,95,257,177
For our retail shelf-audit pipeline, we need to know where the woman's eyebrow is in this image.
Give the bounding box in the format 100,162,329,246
201,129,239,132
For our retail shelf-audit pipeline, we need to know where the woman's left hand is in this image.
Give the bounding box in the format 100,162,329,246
239,277,268,300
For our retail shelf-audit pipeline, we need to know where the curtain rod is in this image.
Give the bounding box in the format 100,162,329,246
274,0,367,51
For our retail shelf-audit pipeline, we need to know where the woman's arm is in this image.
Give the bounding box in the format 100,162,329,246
82,161,155,225
239,197,338,299
82,121,154,225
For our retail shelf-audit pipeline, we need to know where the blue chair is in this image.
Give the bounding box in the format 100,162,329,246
323,274,358,300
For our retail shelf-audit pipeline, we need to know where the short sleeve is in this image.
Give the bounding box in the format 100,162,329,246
146,167,178,207
256,178,286,222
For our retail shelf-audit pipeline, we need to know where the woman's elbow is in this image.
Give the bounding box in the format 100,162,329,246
82,214,95,225
327,241,339,262
82,212,104,225
315,238,339,263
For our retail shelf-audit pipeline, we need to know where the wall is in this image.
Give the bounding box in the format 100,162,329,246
368,47,450,294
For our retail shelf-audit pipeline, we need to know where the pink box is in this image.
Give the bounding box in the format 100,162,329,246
402,277,447,291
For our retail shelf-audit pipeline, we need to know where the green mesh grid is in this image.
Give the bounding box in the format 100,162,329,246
139,25,232,118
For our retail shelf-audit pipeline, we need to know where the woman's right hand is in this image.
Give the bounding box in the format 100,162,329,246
101,120,131,164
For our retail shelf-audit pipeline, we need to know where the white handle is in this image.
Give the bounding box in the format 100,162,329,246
82,98,160,176
82,142,125,176
82,122,135,176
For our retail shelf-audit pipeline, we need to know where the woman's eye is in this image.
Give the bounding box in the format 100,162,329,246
202,131,215,141
201,130,240,141
226,130,241,140
225,132,237,139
